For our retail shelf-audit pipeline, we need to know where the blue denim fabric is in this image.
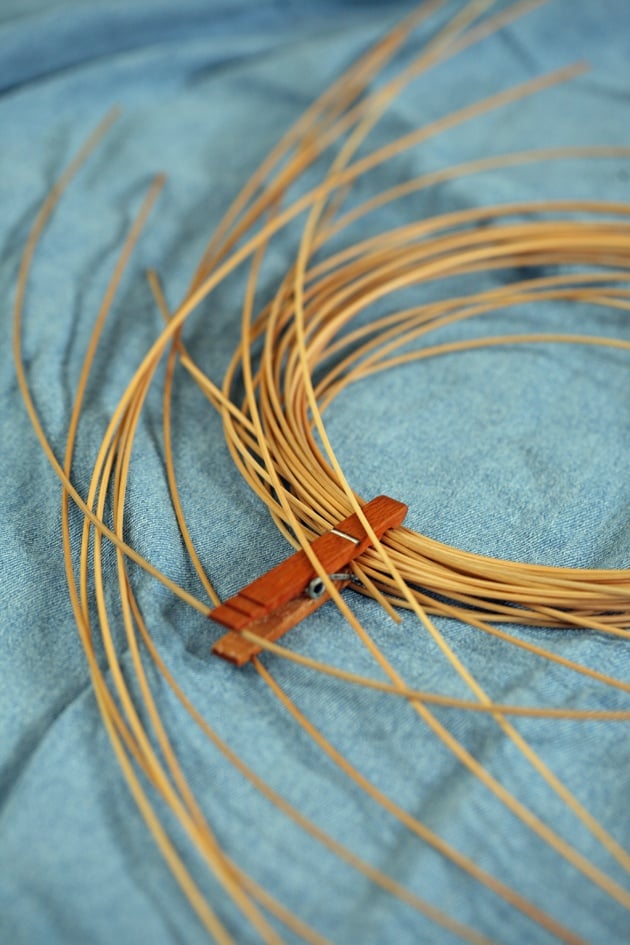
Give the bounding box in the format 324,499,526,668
1,2,629,944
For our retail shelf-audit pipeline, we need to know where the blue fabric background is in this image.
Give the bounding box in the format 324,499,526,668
1,2,629,944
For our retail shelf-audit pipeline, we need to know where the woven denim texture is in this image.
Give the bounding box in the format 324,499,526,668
1,2,629,943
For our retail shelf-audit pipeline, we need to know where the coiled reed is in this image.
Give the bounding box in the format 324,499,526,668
12,1,630,943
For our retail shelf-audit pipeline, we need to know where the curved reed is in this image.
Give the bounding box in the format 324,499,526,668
12,2,630,943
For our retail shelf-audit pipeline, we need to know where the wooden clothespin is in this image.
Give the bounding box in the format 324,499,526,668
210,495,407,666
